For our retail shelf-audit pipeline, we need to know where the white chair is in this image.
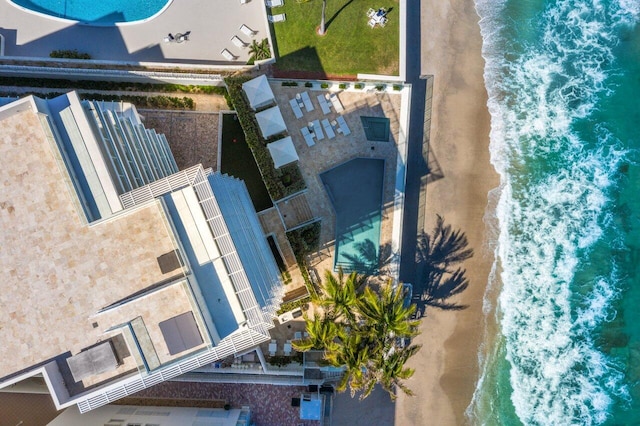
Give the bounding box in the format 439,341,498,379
380,17,388,27
232,35,248,48
268,340,277,356
268,13,286,23
330,93,344,112
240,24,257,37
367,8,376,17
266,0,283,6
221,49,237,61
368,18,376,28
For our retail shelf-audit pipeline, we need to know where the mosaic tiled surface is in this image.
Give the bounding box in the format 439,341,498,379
129,381,321,426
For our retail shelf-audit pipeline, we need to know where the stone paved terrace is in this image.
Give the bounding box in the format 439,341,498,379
0,0,269,65
125,381,320,426
269,81,402,279
0,105,190,380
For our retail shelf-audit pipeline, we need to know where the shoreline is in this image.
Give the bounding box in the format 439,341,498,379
395,0,499,424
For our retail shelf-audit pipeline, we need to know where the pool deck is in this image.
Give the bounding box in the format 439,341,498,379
269,82,403,279
0,0,269,65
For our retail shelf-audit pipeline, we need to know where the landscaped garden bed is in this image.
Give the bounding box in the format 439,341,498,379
224,76,306,201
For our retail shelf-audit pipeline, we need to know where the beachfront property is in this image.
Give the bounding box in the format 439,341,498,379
0,91,284,413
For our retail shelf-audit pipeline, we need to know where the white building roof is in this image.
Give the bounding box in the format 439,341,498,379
267,136,299,168
255,105,287,138
242,74,275,110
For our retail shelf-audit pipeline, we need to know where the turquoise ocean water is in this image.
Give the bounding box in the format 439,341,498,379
470,0,640,424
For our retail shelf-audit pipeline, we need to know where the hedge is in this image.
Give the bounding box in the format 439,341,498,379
0,76,226,95
224,76,306,200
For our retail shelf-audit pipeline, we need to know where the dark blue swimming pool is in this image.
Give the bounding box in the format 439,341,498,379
321,158,385,274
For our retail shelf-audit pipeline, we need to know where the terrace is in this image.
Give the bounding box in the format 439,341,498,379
0,0,269,65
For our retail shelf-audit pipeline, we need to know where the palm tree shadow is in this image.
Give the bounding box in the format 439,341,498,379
325,0,357,31
340,240,396,276
414,215,473,313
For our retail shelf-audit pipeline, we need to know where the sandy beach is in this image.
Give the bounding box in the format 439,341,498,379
395,0,499,424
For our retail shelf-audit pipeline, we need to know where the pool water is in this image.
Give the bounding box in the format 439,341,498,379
320,158,385,274
10,0,169,24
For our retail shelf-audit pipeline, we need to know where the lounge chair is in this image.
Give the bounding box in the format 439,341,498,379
336,116,351,135
266,0,283,7
301,91,314,112
232,35,248,48
322,118,335,139
221,48,237,61
240,24,257,37
289,98,303,119
268,13,286,23
301,127,315,147
317,94,331,115
330,93,344,112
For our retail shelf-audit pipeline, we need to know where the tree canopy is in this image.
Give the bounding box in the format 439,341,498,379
293,268,421,401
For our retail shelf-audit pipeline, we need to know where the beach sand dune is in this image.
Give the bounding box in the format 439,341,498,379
395,0,498,424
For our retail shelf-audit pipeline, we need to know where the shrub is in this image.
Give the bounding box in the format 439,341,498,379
338,83,348,89
224,76,307,200
50,49,91,60
354,83,364,89
282,81,299,87
320,83,329,89
304,82,313,88
276,296,311,315
286,222,321,263
375,84,386,91
393,84,403,91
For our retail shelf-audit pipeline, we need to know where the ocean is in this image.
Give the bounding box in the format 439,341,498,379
469,0,640,424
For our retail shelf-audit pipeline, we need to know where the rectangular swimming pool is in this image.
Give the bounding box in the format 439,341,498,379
320,158,385,274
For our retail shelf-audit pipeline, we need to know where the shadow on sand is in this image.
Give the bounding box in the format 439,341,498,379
413,215,473,317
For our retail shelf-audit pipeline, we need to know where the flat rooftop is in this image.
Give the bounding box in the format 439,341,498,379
0,0,269,65
0,106,189,380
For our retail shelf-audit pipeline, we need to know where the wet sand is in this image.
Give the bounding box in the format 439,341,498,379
395,0,499,424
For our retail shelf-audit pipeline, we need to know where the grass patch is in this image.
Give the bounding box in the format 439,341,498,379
271,0,400,75
220,114,273,212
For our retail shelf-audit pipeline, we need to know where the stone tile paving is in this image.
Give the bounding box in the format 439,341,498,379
141,110,219,172
129,381,320,426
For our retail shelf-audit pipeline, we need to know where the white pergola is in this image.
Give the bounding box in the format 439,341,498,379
267,136,299,168
242,74,275,110
255,105,287,138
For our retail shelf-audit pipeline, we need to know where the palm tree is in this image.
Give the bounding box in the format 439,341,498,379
357,281,420,342
324,332,373,397
292,313,341,352
248,38,270,62
318,0,327,35
318,268,364,321
375,344,422,401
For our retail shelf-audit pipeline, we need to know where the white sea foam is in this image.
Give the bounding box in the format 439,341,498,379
472,0,637,424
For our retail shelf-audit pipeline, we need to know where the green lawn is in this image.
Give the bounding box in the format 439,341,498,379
271,0,400,76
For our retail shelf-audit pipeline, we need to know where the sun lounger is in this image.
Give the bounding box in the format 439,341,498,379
231,35,248,48
289,98,303,119
284,340,292,356
240,24,257,37
269,340,277,356
221,49,237,61
301,92,314,112
312,119,324,140
322,119,335,139
268,13,286,23
336,116,350,136
266,0,283,7
317,94,331,115
301,126,315,147
330,93,344,112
